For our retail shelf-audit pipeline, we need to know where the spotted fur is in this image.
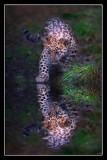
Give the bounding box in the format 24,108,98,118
23,84,78,149
23,18,78,82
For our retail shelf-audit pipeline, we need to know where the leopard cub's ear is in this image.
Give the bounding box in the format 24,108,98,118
42,36,51,44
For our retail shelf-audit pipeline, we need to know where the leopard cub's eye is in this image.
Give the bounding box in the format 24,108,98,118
45,37,49,41
64,40,69,46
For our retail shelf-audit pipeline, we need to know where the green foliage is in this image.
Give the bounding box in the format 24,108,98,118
61,7,101,38
62,64,95,82
62,85,96,103
71,128,101,154
61,64,100,103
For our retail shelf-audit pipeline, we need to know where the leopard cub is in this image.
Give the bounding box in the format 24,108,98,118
23,18,77,82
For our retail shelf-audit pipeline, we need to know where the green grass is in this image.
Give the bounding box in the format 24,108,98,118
70,128,101,155
62,85,96,103
62,64,95,82
61,64,100,104
60,8,102,152
61,7,101,39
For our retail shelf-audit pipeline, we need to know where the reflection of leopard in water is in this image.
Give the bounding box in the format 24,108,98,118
23,18,77,82
23,84,78,149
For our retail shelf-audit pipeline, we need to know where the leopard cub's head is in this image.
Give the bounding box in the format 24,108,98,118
42,35,70,62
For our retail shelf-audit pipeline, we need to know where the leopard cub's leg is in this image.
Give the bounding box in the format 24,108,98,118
36,48,51,82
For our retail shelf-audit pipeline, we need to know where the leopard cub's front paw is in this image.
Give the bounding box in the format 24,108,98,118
36,74,49,82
